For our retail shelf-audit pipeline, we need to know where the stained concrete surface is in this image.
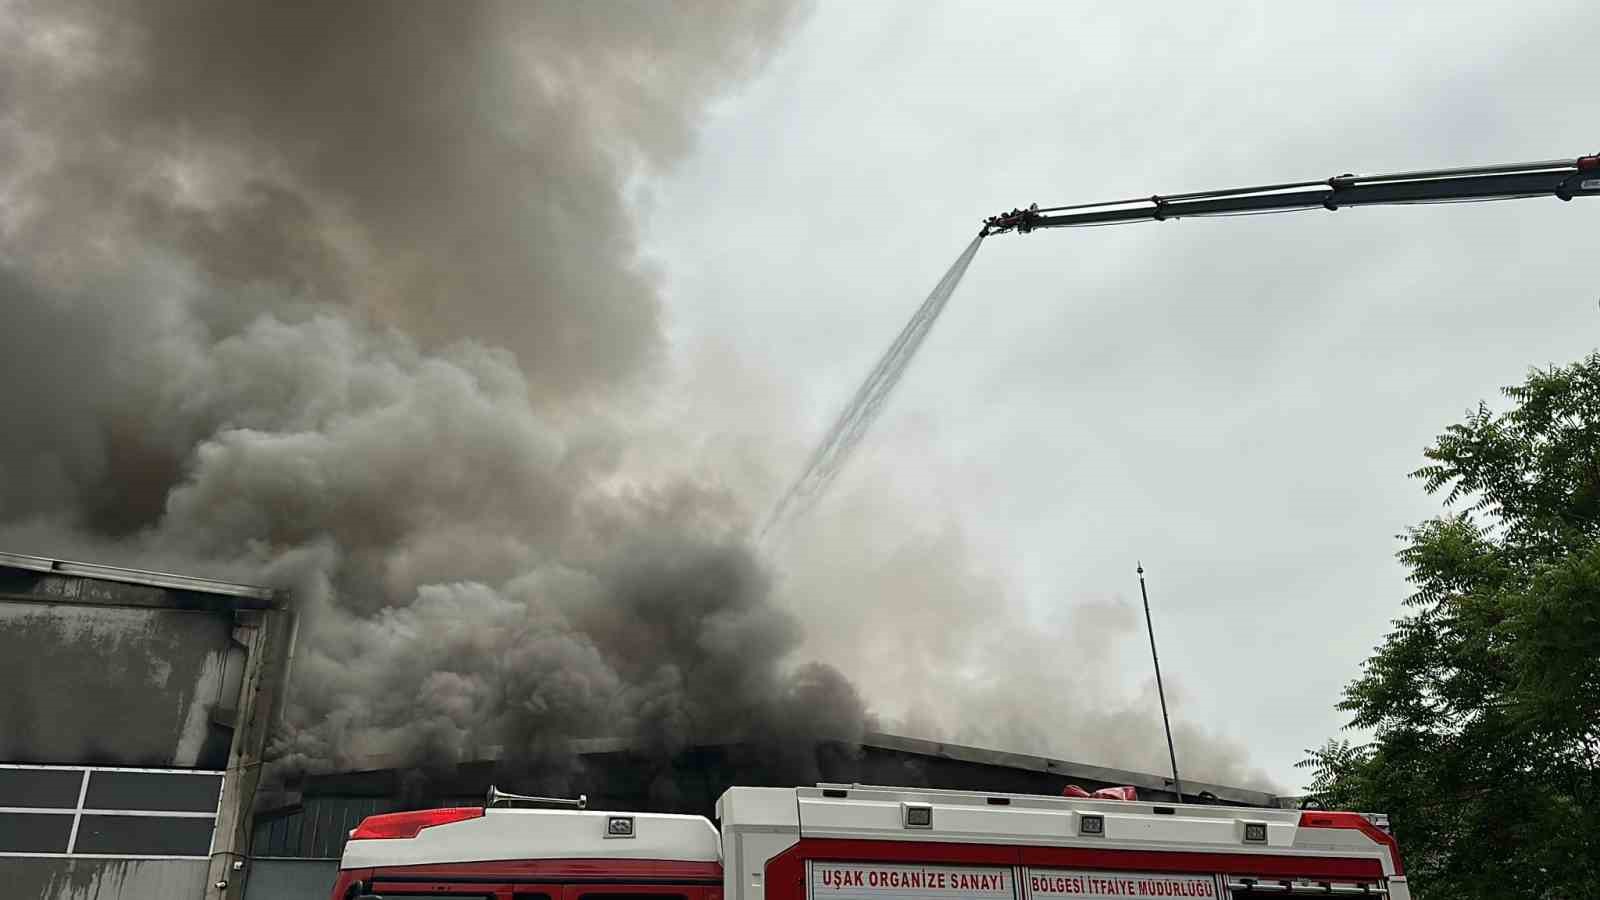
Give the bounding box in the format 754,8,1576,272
241,860,338,900
2,859,210,900
0,602,236,768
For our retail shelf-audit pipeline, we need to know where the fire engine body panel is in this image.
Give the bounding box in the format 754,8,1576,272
331,785,1409,899
332,806,722,899
339,807,722,869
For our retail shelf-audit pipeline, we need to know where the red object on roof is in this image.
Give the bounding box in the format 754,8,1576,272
1062,785,1137,801
349,807,483,840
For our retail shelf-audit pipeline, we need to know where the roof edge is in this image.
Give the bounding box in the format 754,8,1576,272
859,731,1279,806
0,550,282,605
307,732,1279,808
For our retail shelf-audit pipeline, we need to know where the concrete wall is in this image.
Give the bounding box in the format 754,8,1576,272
241,860,337,900
0,602,239,768
1,554,295,900
5,859,209,900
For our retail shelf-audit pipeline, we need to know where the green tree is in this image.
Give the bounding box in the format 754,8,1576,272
1300,354,1600,900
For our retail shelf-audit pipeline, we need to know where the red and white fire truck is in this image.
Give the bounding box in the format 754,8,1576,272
329,783,1407,900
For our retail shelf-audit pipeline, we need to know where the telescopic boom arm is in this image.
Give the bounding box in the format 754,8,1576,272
981,152,1600,236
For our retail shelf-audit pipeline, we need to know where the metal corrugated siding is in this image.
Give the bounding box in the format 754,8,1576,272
254,796,397,860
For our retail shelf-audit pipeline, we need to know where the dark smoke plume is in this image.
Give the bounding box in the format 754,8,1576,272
2,0,804,397
0,0,862,787
0,0,1273,794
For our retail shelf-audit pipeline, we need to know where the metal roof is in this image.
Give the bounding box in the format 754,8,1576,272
256,737,1284,861
859,733,1279,808
0,550,281,604
308,733,1278,808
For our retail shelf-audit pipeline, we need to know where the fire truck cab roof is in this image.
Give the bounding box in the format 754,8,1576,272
339,806,722,871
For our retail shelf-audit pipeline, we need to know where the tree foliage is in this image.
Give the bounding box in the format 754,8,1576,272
1301,354,1600,899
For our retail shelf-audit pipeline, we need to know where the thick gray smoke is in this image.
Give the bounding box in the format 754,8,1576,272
768,485,1276,791
0,0,866,789
0,0,1271,795
1,0,803,397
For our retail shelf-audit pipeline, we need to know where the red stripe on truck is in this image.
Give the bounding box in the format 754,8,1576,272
764,838,1385,897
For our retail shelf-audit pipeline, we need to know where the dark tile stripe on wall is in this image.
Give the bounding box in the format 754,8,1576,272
73,815,216,856
0,769,83,809
0,812,74,853
84,771,222,813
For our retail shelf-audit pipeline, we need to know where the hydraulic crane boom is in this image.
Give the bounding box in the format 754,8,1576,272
981,152,1600,236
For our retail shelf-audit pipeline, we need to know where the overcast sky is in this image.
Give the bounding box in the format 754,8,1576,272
637,0,1600,788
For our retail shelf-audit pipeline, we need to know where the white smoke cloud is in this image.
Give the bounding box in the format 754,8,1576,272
766,480,1274,790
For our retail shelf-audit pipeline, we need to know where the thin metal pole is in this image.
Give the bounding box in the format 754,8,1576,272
1138,562,1185,802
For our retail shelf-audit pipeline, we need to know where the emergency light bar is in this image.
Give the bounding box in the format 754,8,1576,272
348,806,483,840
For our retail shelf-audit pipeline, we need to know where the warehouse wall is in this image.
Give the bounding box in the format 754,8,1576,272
6,859,210,900
0,601,239,769
1,555,294,900
241,861,338,900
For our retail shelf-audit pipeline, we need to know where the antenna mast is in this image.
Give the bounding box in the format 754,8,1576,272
1138,562,1185,802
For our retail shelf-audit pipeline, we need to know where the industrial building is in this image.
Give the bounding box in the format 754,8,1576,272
3,552,1289,900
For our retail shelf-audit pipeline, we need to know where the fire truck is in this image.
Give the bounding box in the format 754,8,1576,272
329,783,1407,900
